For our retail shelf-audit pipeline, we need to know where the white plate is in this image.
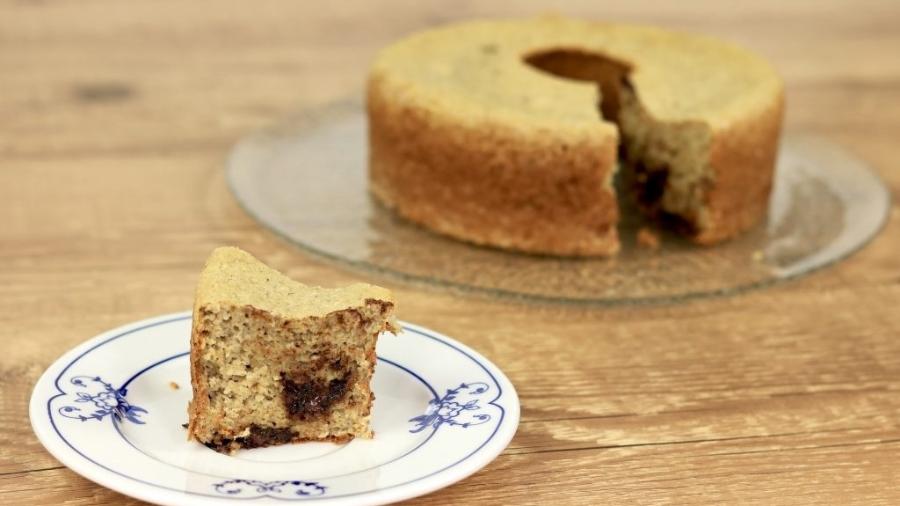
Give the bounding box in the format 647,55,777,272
30,312,519,505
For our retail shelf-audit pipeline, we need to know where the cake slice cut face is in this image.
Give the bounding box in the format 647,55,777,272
187,247,397,454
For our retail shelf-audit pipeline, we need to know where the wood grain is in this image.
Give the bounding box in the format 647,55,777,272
2,0,899,504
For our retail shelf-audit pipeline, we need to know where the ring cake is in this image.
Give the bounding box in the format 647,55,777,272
367,17,784,256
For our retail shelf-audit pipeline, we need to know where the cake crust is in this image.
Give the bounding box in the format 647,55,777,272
368,84,620,256
698,93,784,244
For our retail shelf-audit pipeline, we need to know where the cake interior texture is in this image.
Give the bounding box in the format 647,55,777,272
187,247,397,454
524,49,715,236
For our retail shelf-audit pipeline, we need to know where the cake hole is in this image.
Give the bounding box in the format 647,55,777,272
523,48,631,121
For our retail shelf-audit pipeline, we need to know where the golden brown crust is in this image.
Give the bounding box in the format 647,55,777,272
360,298,390,421
186,305,208,442
695,90,785,244
368,78,620,257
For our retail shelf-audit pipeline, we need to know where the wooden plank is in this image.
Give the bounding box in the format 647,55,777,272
2,0,900,503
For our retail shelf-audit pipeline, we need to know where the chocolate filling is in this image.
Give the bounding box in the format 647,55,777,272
635,164,669,209
281,372,351,420
204,424,298,453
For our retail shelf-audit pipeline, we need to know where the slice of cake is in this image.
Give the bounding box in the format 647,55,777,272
186,247,397,454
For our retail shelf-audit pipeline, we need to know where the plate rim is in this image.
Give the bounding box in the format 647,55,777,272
29,311,520,506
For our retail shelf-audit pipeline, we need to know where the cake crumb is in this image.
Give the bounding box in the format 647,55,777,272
752,250,765,262
636,227,660,250
169,381,180,390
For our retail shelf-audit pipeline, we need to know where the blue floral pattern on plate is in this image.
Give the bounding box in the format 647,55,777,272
58,375,147,424
409,382,491,433
213,479,326,498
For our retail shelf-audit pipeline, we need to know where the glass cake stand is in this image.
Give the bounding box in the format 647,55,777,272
226,101,890,304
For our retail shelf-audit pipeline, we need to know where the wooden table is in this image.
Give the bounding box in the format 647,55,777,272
3,1,899,504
